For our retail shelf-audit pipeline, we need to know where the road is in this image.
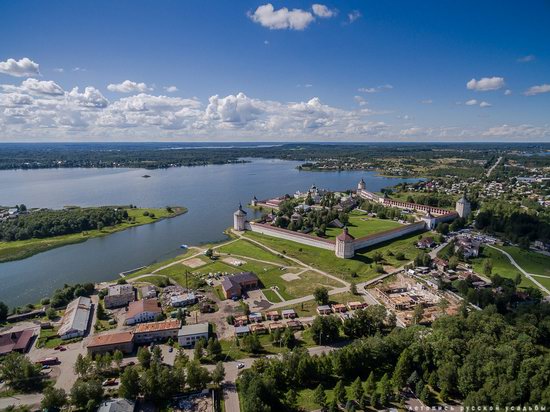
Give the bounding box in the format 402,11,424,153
486,244,550,295
486,156,503,178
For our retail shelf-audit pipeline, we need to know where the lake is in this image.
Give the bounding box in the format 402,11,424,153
0,158,419,307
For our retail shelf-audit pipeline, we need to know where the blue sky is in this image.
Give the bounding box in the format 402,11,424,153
0,0,549,141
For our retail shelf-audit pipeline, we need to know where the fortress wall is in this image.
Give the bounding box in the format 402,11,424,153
248,222,336,251
352,221,426,250
357,190,453,216
434,212,458,224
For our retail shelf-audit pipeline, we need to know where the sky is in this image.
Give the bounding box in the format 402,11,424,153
0,0,549,142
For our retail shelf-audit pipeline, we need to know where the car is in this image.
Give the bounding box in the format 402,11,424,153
237,362,245,369
168,346,174,353
102,378,118,386
59,346,67,351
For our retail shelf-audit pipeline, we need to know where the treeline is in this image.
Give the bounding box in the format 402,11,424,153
0,207,129,241
360,200,414,222
475,201,550,244
238,304,550,411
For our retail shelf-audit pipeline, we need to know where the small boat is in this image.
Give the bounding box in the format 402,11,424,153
180,244,188,249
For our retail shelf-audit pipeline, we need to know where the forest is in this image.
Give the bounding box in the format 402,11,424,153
237,304,550,411
0,207,129,241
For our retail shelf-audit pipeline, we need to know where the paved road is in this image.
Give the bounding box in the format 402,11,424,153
486,156,503,178
486,244,550,295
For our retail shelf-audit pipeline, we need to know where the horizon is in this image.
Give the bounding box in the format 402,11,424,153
1,0,549,142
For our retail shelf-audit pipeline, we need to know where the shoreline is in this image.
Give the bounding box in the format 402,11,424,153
0,206,187,263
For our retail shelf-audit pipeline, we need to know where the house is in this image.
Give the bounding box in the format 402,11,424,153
235,325,250,337
249,323,267,334
178,323,209,348
125,298,162,325
286,320,302,330
105,284,135,309
347,301,366,311
58,296,92,340
331,304,347,313
133,319,181,344
417,237,435,249
268,322,285,332
87,331,134,355
170,293,197,307
317,305,332,315
221,272,259,299
141,285,157,299
97,399,135,412
0,329,35,356
234,315,248,326
433,257,449,272
281,309,297,319
266,310,279,321
248,312,263,323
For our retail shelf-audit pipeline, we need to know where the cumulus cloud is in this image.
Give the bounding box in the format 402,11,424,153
164,86,178,93
21,78,64,95
465,99,478,105
524,84,550,96
68,87,109,108
347,10,361,23
517,55,535,63
466,76,505,91
107,80,152,93
249,3,315,30
0,57,40,78
504,89,512,96
479,101,491,108
482,124,550,139
312,4,336,18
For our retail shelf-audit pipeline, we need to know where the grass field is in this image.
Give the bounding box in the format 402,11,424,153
533,276,550,291
244,229,429,282
471,246,539,290
0,206,186,263
215,239,290,266
494,245,550,277
324,212,402,239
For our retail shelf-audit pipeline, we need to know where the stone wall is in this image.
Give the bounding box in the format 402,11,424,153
248,222,336,251
352,221,426,250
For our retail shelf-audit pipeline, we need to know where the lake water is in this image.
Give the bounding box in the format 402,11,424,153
0,158,419,307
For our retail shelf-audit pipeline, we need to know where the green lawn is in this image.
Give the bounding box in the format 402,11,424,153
471,246,539,290
219,334,294,360
244,229,429,282
276,292,359,317
0,206,186,263
495,246,550,277
215,239,291,266
533,276,550,292
261,288,282,303
324,212,402,240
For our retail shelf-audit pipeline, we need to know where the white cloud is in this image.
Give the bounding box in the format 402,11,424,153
21,78,64,95
504,89,512,96
466,76,505,91
68,87,109,108
0,57,40,78
347,10,361,23
479,101,491,108
465,99,478,105
358,84,393,93
72,67,87,72
53,68,64,73
517,55,535,63
249,3,315,30
107,80,153,93
164,86,178,93
482,124,550,139
421,99,432,104
0,93,33,107
312,4,336,18
354,95,368,106
524,84,550,96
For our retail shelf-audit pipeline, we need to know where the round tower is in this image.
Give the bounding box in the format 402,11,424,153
422,210,437,230
357,178,366,191
455,194,471,219
233,204,247,231
335,227,355,259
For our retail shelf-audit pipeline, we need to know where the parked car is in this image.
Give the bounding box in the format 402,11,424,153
237,362,245,369
102,378,118,386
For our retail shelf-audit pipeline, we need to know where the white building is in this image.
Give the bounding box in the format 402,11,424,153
455,195,471,219
233,204,247,231
170,292,197,307
357,178,366,191
177,322,210,347
58,296,92,340
125,298,162,325
422,211,437,230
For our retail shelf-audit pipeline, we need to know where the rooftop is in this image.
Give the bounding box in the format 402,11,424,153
58,296,92,336
126,298,161,319
108,284,134,296
134,319,181,334
178,322,209,337
0,329,35,355
87,331,134,347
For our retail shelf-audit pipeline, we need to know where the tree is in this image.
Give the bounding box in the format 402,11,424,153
211,361,225,387
311,315,340,345
378,373,392,406
413,305,424,325
74,354,92,377
241,333,263,354
393,349,412,389
448,256,459,270
350,282,358,295
483,258,493,276
334,380,347,405
285,388,298,410
113,349,124,369
137,346,151,369
41,387,67,411
351,376,364,402
514,272,522,286
328,397,339,412
46,307,58,320
119,366,140,400
207,337,222,359
282,328,296,349
0,301,8,323
314,287,329,305
372,251,383,263
364,371,376,396
186,361,211,391
313,384,327,410
70,379,103,411
96,302,107,320
0,352,42,392
204,248,213,258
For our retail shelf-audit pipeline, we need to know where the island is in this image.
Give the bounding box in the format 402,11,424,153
0,205,187,263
